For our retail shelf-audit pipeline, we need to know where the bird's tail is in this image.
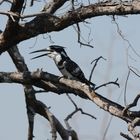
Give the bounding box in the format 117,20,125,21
83,79,96,89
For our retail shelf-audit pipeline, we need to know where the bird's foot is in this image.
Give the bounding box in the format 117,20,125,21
58,76,65,80
91,84,96,90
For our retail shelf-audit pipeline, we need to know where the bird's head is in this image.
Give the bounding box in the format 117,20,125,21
30,45,68,61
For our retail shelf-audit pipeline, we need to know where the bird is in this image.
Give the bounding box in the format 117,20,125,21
30,45,95,89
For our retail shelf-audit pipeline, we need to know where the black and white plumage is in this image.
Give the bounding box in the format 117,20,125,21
30,45,95,88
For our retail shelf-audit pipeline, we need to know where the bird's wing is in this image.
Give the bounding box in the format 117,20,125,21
64,59,96,88
64,59,86,80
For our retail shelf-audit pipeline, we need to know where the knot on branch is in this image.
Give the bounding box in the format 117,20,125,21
23,71,31,80
31,68,43,79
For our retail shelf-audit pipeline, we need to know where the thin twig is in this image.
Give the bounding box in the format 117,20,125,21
75,23,94,48
66,93,77,108
79,108,96,119
124,69,130,106
65,94,96,132
89,56,106,82
66,94,96,119
129,67,140,78
70,1,94,49
29,37,38,49
112,16,140,58
120,132,133,140
21,0,27,15
83,21,93,46
42,34,55,44
0,0,4,4
102,116,113,140
0,10,59,19
30,0,34,6
122,94,140,115
122,66,140,115
0,0,12,5
95,78,119,90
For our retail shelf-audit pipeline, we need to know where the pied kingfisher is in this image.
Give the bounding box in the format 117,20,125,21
30,45,95,88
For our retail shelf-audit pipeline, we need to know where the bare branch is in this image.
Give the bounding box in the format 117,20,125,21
24,88,36,140
0,0,67,54
71,0,94,48
66,94,96,120
2,0,140,139
129,67,140,78
47,110,57,140
89,56,106,82
73,23,94,48
122,67,140,115
8,45,35,140
35,100,69,140
66,94,77,108
0,0,12,5
1,1,140,53
112,16,140,58
0,11,58,19
65,94,95,140
102,116,113,140
95,78,120,90
79,108,96,119
128,118,140,139
124,69,130,106
0,70,136,123
120,132,133,140
0,1,140,53
122,94,140,116
30,0,34,6
43,0,68,14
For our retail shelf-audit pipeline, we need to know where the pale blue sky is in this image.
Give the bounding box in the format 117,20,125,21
0,1,140,140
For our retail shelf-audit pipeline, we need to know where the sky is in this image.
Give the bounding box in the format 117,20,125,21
0,1,140,140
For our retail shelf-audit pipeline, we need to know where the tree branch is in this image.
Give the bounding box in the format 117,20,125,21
122,94,140,116
128,118,140,139
120,132,133,140
95,78,119,90
89,56,106,82
8,46,36,140
0,70,137,124
0,0,66,54
1,1,140,54
34,100,69,140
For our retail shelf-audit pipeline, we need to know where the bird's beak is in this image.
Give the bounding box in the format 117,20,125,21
30,49,51,60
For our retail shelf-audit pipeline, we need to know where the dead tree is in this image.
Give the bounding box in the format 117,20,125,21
0,0,140,140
